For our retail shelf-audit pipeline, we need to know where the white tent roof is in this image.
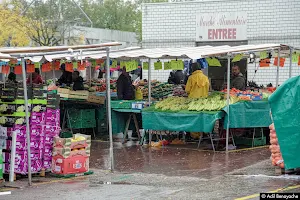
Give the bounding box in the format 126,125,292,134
0,52,15,60
20,44,285,62
0,42,121,54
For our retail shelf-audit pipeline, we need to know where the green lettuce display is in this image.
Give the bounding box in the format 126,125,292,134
154,94,239,112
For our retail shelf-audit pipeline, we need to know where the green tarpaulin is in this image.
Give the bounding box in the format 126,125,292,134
142,109,224,133
269,76,300,169
112,109,142,134
224,101,271,128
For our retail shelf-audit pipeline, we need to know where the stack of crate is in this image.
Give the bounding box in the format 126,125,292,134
51,134,91,175
67,109,96,129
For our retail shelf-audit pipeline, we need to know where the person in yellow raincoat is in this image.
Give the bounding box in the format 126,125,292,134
185,63,209,98
185,62,209,140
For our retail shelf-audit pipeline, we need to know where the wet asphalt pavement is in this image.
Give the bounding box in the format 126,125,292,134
2,141,300,200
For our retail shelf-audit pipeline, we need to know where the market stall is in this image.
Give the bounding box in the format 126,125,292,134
2,43,297,177
84,44,288,152
0,42,121,185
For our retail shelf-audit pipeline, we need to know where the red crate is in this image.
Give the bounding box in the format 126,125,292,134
51,155,89,175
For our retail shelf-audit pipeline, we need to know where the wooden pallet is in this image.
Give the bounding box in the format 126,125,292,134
50,171,94,178
275,167,296,175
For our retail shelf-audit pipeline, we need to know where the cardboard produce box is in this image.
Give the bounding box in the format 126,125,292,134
52,146,90,158
51,155,89,175
53,134,91,149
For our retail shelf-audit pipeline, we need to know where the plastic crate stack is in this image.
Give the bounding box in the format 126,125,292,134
1,84,48,174
67,109,96,129
1,84,61,175
52,134,91,175
42,108,60,170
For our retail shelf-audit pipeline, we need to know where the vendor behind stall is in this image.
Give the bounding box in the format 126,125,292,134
27,68,43,85
168,70,184,84
72,71,84,91
7,72,18,84
185,63,209,98
58,64,72,86
231,65,245,90
117,67,135,100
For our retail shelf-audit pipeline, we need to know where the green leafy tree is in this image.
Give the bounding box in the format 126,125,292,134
0,4,32,47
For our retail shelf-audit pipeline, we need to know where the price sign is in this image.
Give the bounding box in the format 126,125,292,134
154,61,162,70
232,54,243,62
111,60,117,68
260,51,267,59
34,62,40,69
164,62,171,70
170,60,184,70
143,62,149,70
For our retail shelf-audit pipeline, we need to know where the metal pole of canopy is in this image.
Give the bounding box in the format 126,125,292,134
52,68,56,84
21,57,32,186
9,131,16,182
289,47,293,78
226,53,231,152
276,49,280,87
89,62,92,87
106,47,114,172
148,58,151,104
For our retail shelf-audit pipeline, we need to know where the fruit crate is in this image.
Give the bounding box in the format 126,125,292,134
0,150,3,180
68,109,95,121
234,136,266,147
68,119,96,129
96,106,106,121
111,100,134,109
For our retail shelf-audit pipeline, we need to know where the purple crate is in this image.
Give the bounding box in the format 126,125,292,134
46,108,60,119
44,135,55,145
13,125,27,138
4,151,27,166
30,112,45,125
45,120,60,127
5,163,28,175
45,130,60,137
30,125,44,137
44,125,61,133
6,140,27,151
43,160,52,169
30,139,43,150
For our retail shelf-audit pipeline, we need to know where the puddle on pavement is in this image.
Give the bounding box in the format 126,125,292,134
31,179,48,183
89,181,132,187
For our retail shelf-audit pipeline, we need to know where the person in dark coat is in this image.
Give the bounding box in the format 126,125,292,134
58,64,72,86
117,67,135,100
231,65,245,90
7,72,18,84
168,70,184,84
72,71,84,91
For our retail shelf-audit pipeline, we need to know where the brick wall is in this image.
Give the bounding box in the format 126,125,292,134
142,0,300,85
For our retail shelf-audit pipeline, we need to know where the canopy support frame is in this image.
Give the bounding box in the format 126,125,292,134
289,47,293,78
105,47,114,172
276,49,280,87
226,53,232,152
21,57,32,186
148,58,152,105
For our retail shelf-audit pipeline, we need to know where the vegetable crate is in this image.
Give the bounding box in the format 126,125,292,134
68,109,95,121
87,95,105,104
234,136,266,147
67,109,96,129
111,100,134,109
68,119,96,129
0,150,3,180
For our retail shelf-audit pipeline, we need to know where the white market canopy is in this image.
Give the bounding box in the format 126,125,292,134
0,42,121,55
0,52,15,60
16,44,292,63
